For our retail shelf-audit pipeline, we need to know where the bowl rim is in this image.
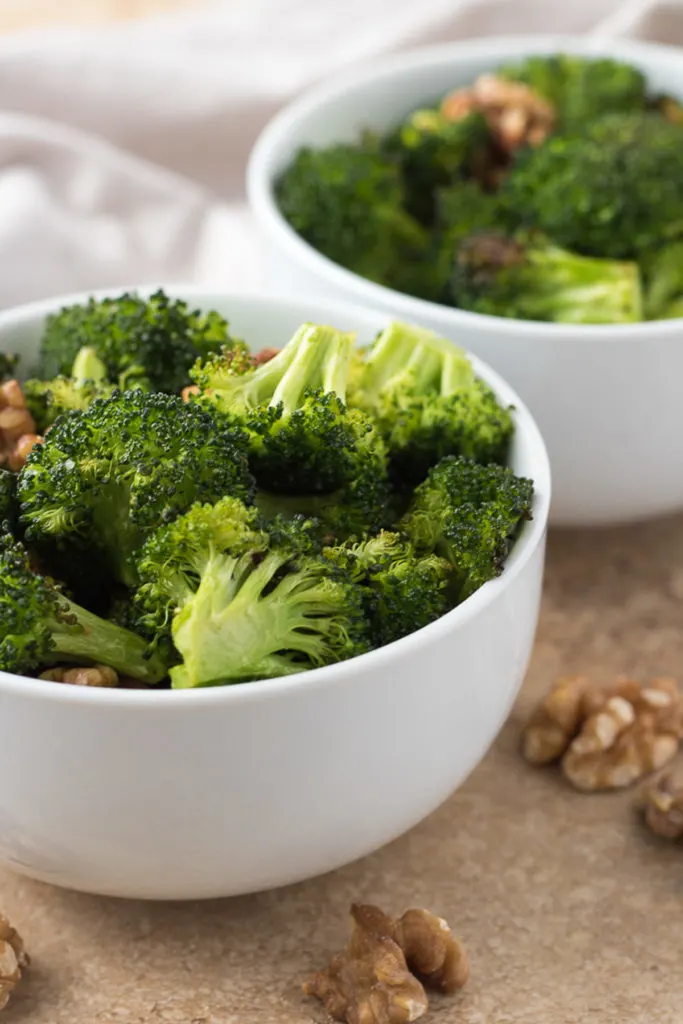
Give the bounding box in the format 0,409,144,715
246,31,683,340
0,285,550,709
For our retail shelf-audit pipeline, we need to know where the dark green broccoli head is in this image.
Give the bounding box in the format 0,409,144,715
193,323,391,535
642,241,683,320
451,230,642,323
23,346,114,433
400,455,534,601
0,469,17,534
0,353,18,382
18,388,254,588
39,289,239,394
323,530,453,647
504,112,683,259
349,321,514,486
500,54,647,131
135,496,370,688
276,143,428,287
0,534,167,681
383,108,493,224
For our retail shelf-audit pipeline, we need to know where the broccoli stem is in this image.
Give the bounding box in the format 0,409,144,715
72,346,107,385
170,549,340,688
269,324,355,412
49,599,167,683
359,321,473,400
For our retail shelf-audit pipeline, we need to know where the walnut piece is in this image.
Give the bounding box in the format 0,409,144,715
39,665,119,688
641,770,683,840
441,72,555,154
0,379,41,470
303,904,469,1023
0,912,28,1011
303,905,428,1024
523,676,681,791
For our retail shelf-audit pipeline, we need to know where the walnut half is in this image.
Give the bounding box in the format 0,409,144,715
0,379,41,471
441,72,555,154
522,676,681,792
0,912,28,1011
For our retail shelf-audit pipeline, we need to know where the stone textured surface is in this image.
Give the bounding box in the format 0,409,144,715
2,516,683,1023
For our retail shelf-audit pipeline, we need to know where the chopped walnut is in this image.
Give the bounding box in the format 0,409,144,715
39,664,119,688
181,384,200,403
252,347,280,367
0,912,28,1011
641,769,683,840
562,678,680,792
0,379,41,470
441,72,555,154
303,905,428,1024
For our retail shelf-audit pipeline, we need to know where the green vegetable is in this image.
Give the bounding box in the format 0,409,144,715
275,143,428,288
193,322,391,537
39,289,238,393
323,531,453,646
383,108,493,224
23,346,114,433
0,534,167,682
135,497,370,688
400,455,534,600
504,112,683,259
642,241,683,320
500,54,647,131
349,320,513,485
0,469,17,533
451,230,643,323
0,353,18,382
18,389,253,588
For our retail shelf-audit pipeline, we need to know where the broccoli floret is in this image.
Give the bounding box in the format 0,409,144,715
0,534,167,682
0,353,18,382
39,289,238,393
504,112,683,259
23,346,114,433
400,455,534,600
18,389,253,589
193,323,390,536
276,143,428,288
500,55,646,131
451,230,642,323
0,469,17,532
135,498,370,688
349,321,513,485
323,531,452,646
383,108,493,224
642,241,683,320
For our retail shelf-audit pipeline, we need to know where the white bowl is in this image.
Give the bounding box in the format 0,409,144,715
0,287,549,900
247,34,683,527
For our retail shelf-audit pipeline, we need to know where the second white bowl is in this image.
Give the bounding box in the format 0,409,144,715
247,34,683,527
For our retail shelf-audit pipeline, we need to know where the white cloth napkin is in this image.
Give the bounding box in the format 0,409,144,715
0,0,680,308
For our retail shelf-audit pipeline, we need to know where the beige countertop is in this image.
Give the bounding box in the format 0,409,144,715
2,515,683,1023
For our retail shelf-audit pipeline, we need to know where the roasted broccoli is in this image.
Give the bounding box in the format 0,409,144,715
24,346,114,433
383,108,493,224
323,531,453,646
135,498,370,688
349,321,513,485
0,534,167,681
500,54,647,131
38,289,237,393
18,389,253,588
400,455,533,600
275,142,428,288
504,112,683,259
642,241,683,320
193,323,390,537
451,230,643,323
0,469,17,532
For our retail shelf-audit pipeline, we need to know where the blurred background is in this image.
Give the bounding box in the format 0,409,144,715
0,0,677,307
